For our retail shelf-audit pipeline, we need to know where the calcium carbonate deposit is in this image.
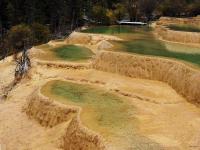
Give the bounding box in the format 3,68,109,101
1,18,200,150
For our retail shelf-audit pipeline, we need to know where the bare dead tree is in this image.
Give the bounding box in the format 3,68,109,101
0,41,32,101
14,40,31,82
15,50,31,81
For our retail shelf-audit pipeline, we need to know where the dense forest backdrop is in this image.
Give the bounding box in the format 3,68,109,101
1,0,200,31
0,0,200,59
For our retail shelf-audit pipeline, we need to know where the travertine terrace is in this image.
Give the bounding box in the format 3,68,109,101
92,51,200,104
155,16,200,44
0,20,200,150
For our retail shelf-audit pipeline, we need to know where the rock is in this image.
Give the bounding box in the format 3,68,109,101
67,32,92,44
96,40,113,50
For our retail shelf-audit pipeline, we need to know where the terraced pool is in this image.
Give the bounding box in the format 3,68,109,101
35,44,94,62
41,80,162,149
54,45,94,61
167,24,200,33
82,26,200,66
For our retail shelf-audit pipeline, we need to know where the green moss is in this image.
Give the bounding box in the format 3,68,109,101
168,24,200,32
53,45,94,61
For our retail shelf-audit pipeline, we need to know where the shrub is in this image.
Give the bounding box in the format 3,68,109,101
92,5,110,25
106,10,117,24
7,24,33,52
31,23,50,44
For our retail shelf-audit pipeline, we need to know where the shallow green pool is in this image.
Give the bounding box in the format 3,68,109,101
41,80,162,149
53,45,94,61
167,24,200,33
82,26,200,67
35,44,94,62
43,80,133,130
81,25,151,34
113,38,200,66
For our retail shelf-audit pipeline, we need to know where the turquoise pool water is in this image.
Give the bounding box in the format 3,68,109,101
82,26,200,67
